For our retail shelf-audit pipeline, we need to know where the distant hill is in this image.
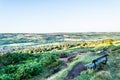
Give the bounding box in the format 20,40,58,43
0,32,120,45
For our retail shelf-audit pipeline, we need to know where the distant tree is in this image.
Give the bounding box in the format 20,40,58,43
104,39,113,45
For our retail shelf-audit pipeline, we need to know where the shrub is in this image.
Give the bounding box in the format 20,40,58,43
1,65,18,74
14,63,43,80
0,53,34,66
0,74,13,80
40,53,60,69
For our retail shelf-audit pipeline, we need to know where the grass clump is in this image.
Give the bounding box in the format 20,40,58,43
90,71,112,80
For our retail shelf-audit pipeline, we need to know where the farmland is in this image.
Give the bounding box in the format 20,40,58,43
0,32,120,80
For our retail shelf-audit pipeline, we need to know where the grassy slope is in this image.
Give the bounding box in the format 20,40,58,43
74,46,120,80
46,53,99,80
46,41,120,80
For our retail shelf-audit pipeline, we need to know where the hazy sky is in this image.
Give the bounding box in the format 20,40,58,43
0,0,120,33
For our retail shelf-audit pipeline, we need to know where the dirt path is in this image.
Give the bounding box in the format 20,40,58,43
46,52,88,80
58,52,87,80
58,51,86,63
64,62,87,80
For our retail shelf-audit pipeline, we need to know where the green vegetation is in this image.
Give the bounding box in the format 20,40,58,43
0,33,120,45
14,39,113,54
0,33,120,49
0,33,120,80
74,45,120,80
0,52,61,80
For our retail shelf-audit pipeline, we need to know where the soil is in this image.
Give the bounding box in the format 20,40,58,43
64,62,87,80
59,52,86,63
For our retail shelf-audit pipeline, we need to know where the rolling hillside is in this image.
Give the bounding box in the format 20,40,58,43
0,33,120,80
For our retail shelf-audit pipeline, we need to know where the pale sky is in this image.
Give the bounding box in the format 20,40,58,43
0,0,120,33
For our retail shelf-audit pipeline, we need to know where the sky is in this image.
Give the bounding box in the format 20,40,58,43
0,0,120,33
